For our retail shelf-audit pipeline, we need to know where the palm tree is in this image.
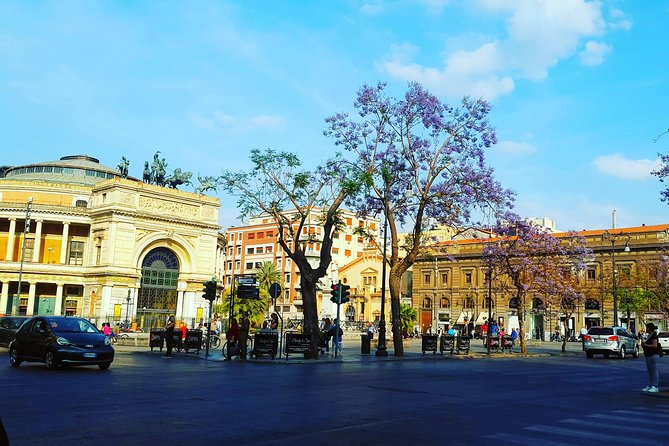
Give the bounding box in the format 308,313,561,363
257,261,282,293
399,304,418,338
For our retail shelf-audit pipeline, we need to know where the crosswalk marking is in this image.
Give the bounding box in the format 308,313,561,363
524,424,629,442
561,418,658,435
483,407,667,445
482,432,575,446
590,413,663,424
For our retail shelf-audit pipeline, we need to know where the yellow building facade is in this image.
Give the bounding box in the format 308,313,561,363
0,155,220,329
413,224,669,338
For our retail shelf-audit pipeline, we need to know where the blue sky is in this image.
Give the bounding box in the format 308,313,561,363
1,0,667,232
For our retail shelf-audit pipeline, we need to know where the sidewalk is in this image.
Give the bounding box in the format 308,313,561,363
113,337,586,363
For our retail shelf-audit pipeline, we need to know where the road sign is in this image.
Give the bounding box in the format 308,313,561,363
269,283,281,299
238,276,257,286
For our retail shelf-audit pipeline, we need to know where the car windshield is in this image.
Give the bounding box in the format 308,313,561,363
48,318,99,334
7,319,24,329
588,327,614,336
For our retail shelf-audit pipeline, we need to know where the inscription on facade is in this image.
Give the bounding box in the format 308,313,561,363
139,196,197,216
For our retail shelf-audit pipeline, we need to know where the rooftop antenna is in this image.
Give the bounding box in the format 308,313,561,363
612,209,617,229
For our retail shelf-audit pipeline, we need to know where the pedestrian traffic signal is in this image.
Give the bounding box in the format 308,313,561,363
202,279,216,302
341,284,351,303
330,284,340,304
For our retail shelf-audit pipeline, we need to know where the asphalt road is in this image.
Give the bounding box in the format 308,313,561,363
1,345,668,446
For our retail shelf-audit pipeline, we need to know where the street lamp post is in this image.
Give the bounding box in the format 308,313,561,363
375,214,389,357
125,289,132,329
603,230,630,327
14,197,33,316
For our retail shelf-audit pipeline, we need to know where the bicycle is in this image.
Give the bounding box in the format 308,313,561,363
222,337,253,360
201,333,221,350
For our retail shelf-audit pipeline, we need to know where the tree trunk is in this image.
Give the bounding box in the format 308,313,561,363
300,273,320,359
517,292,527,354
389,267,404,356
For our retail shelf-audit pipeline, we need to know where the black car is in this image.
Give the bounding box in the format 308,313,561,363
0,316,28,348
9,316,114,370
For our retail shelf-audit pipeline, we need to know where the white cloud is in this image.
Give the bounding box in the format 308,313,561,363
496,140,538,155
415,0,453,13
190,112,284,130
579,41,611,66
592,154,660,180
608,8,633,31
379,0,625,100
360,1,385,16
249,115,286,127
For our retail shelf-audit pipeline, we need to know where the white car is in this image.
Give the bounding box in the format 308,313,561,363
657,332,669,353
583,326,639,359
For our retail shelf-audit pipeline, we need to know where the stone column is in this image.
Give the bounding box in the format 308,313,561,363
0,282,9,316
54,284,64,316
5,218,16,261
60,222,70,264
176,290,184,321
26,282,36,316
32,220,43,263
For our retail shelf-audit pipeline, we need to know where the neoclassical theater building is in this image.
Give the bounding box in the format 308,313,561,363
0,155,220,329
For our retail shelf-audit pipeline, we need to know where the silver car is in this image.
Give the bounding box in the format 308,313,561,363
583,326,639,359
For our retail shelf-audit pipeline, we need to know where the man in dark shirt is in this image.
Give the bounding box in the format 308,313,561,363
163,316,176,358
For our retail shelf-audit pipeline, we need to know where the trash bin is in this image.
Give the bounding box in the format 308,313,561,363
184,330,202,353
149,328,165,351
361,333,371,355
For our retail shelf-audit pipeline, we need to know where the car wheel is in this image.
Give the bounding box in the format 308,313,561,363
586,351,594,359
619,346,626,359
44,350,58,370
633,345,640,358
98,362,111,370
9,346,21,366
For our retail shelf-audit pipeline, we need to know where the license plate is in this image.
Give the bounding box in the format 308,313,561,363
83,353,96,358
595,339,606,343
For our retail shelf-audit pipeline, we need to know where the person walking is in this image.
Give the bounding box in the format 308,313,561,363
642,322,662,393
163,316,176,358
367,322,376,340
239,312,250,360
580,326,588,351
322,318,332,354
225,318,240,361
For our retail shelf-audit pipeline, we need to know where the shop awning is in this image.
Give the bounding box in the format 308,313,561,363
475,312,494,325
456,311,474,324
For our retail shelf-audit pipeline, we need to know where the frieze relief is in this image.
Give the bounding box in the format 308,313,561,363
122,192,135,205
139,196,197,216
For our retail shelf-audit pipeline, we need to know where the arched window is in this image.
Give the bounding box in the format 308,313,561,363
440,297,450,308
532,297,544,310
463,297,474,309
482,298,496,309
509,297,520,309
422,297,432,309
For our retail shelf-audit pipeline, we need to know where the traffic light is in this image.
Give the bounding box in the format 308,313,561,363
340,284,351,304
202,279,216,302
330,284,340,304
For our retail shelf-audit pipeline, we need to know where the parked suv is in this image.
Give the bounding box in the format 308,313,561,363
583,326,639,359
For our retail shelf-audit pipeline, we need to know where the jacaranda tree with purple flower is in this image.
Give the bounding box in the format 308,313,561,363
483,214,591,354
325,82,514,355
